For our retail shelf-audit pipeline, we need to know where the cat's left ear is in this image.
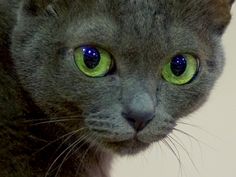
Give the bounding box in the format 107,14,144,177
21,0,62,17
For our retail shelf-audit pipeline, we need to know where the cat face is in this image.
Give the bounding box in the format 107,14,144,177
12,0,234,154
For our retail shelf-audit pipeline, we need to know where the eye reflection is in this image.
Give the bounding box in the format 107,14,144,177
74,46,113,77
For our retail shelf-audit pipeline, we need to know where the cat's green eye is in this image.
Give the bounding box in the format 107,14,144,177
74,46,113,77
162,54,199,85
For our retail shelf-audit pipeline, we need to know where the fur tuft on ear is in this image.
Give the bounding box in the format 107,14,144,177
22,0,54,16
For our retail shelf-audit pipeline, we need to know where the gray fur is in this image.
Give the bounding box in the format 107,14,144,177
0,0,234,177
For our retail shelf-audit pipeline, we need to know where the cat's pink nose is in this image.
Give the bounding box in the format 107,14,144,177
122,93,155,132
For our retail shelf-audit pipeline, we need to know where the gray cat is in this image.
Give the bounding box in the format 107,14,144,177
0,0,234,177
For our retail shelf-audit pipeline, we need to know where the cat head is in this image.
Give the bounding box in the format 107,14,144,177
12,0,234,154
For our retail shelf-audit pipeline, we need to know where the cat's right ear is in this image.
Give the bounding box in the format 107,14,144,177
21,0,58,17
228,0,235,6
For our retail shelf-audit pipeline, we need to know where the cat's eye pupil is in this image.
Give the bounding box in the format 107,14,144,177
82,47,100,69
171,55,187,76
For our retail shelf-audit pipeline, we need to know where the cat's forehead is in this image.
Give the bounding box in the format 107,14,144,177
65,0,231,35
58,0,232,58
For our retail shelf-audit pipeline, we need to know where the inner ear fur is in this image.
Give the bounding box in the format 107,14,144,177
22,0,71,17
22,0,56,16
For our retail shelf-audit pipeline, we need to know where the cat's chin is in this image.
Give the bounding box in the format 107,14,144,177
100,138,150,155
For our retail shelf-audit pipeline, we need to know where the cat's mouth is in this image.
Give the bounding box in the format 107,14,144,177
101,138,150,155
99,133,167,155
87,120,176,155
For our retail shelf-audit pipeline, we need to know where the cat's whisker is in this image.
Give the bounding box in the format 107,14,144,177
57,132,93,174
177,121,202,129
74,138,94,177
49,115,84,120
74,133,102,177
45,132,90,177
23,115,84,123
54,133,91,177
46,137,84,177
173,128,200,143
79,133,98,166
33,128,87,156
54,127,88,155
166,136,184,177
157,141,164,154
157,140,186,176
172,132,205,173
173,128,214,150
55,144,78,177
161,138,182,174
73,133,99,177
177,121,221,141
173,127,208,167
168,134,200,175
172,131,204,162
71,132,99,177
31,118,80,126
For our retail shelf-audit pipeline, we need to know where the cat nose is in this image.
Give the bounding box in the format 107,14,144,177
122,93,155,132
